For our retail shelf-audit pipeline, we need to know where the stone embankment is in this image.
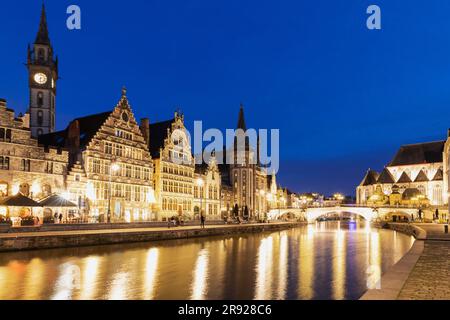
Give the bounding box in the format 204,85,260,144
383,222,427,240
362,222,450,300
0,221,305,252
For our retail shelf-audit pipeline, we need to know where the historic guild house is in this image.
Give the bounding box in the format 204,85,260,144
0,6,286,224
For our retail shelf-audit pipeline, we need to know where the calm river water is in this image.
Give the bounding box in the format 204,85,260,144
0,222,414,300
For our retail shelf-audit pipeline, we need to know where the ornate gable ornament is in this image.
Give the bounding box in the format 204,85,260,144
119,86,128,108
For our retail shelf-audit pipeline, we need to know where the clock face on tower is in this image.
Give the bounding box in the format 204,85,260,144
34,73,47,85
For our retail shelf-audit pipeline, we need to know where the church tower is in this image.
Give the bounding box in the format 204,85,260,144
27,4,58,137
230,104,256,217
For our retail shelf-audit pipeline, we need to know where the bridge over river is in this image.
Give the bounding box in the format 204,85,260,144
267,205,441,222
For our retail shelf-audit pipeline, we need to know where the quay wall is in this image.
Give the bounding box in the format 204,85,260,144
0,220,225,234
0,222,305,252
383,222,427,240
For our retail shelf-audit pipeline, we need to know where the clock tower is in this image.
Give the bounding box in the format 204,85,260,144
27,4,58,137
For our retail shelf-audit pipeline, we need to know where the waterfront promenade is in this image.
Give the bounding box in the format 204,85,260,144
398,240,450,300
0,221,304,252
362,222,450,300
397,223,450,300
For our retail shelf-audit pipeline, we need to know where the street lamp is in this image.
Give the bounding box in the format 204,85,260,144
196,178,204,219
107,162,120,223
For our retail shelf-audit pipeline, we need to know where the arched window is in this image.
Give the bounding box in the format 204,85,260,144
20,183,30,196
0,128,4,141
37,92,44,107
42,184,52,197
37,129,43,136
5,129,11,142
37,110,43,125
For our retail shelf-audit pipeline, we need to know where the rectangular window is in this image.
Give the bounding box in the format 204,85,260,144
134,186,141,201
115,145,123,157
125,147,131,158
125,185,131,201
46,161,53,173
5,129,11,142
143,168,150,181
92,159,101,173
105,142,113,154
21,159,31,172
125,165,132,178
0,157,9,170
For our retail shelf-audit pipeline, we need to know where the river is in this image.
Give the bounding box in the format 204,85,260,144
0,221,414,300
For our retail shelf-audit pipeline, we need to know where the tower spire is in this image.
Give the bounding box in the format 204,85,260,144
237,103,247,131
28,3,58,137
35,3,50,45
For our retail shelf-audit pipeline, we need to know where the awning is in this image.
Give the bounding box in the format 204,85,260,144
38,194,78,207
0,193,42,207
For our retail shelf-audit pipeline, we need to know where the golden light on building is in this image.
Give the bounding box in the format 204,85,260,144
86,182,95,201
333,193,344,201
196,177,204,187
31,182,40,196
146,188,156,204
61,191,70,201
11,184,19,196
111,162,120,173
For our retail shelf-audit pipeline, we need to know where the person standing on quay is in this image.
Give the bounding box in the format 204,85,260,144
200,214,205,229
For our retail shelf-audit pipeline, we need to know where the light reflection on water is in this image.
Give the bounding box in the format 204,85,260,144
0,222,414,300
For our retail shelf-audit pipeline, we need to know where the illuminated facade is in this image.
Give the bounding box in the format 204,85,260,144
265,172,288,210
0,5,69,222
218,106,269,219
1,6,294,224
193,156,221,220
27,4,58,138
140,113,195,220
357,141,445,206
0,99,68,219
40,90,154,222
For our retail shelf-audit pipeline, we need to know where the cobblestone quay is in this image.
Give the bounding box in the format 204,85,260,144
398,241,450,300
0,222,304,252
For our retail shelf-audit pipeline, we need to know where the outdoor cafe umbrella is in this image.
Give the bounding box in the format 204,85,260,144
38,194,78,223
0,193,42,219
0,193,41,207
38,194,77,208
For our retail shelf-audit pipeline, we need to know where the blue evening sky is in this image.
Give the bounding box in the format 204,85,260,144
2,0,450,196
